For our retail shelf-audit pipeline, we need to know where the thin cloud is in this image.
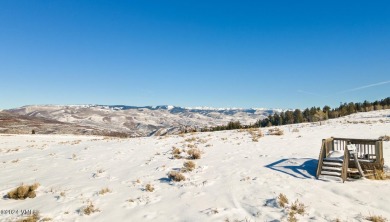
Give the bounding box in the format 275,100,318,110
334,80,390,95
298,80,390,97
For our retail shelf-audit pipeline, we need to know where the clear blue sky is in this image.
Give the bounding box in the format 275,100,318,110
1,1,389,109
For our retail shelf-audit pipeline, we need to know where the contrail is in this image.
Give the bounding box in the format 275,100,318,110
298,80,390,97
334,80,390,95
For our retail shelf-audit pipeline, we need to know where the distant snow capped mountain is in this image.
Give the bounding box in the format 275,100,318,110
4,104,283,137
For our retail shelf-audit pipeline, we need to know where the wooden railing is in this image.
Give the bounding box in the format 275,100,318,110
316,138,334,178
332,138,383,163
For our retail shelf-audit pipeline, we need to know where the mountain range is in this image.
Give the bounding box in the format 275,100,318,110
0,105,282,137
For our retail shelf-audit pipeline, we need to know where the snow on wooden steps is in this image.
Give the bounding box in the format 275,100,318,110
322,161,343,167
322,166,342,171
321,171,342,177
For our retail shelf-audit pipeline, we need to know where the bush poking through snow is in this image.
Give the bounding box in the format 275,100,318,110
83,202,100,215
248,129,263,142
269,128,284,136
173,154,182,159
7,183,40,200
16,211,40,222
145,184,154,192
182,160,196,172
98,187,112,195
172,147,182,159
366,214,387,222
366,168,390,180
374,169,390,180
277,193,289,207
288,210,298,222
172,147,181,155
187,148,201,159
291,199,306,215
168,171,186,182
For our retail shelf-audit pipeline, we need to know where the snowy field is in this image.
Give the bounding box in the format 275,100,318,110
0,110,389,221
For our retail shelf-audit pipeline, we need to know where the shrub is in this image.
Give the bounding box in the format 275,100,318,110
288,210,298,222
187,149,201,159
249,129,263,142
83,202,99,215
269,128,284,136
291,199,306,215
374,169,390,180
7,183,40,200
16,211,40,222
172,147,181,155
173,154,182,159
98,187,111,195
277,193,289,207
182,161,196,172
185,137,197,142
366,214,387,222
168,171,186,182
145,184,154,192
366,168,390,180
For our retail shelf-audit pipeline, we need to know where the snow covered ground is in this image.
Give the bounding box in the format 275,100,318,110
0,110,389,221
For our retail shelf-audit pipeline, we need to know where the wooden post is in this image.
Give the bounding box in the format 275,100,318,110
316,139,326,179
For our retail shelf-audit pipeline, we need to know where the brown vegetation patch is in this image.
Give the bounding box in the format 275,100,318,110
269,128,284,136
182,161,196,172
172,147,181,155
187,148,201,159
145,184,154,192
98,187,112,195
83,202,100,215
168,171,186,182
277,193,289,207
16,211,42,222
290,199,306,215
7,183,40,200
366,214,387,222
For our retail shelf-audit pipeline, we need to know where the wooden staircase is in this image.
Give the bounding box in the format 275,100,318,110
320,158,343,178
316,137,384,182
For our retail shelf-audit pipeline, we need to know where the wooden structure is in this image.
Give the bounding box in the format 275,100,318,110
316,137,384,182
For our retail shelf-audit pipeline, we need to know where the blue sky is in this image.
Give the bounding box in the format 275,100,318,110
1,1,389,109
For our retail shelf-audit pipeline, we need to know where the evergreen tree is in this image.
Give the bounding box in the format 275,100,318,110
293,109,303,123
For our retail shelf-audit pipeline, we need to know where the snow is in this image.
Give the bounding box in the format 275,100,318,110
0,110,389,221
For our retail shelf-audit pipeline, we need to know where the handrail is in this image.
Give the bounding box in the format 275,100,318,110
316,139,326,178
332,137,381,142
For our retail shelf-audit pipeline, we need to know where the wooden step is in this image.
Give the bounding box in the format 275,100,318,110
348,168,360,173
322,166,342,172
322,161,343,167
324,157,343,162
321,171,341,177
